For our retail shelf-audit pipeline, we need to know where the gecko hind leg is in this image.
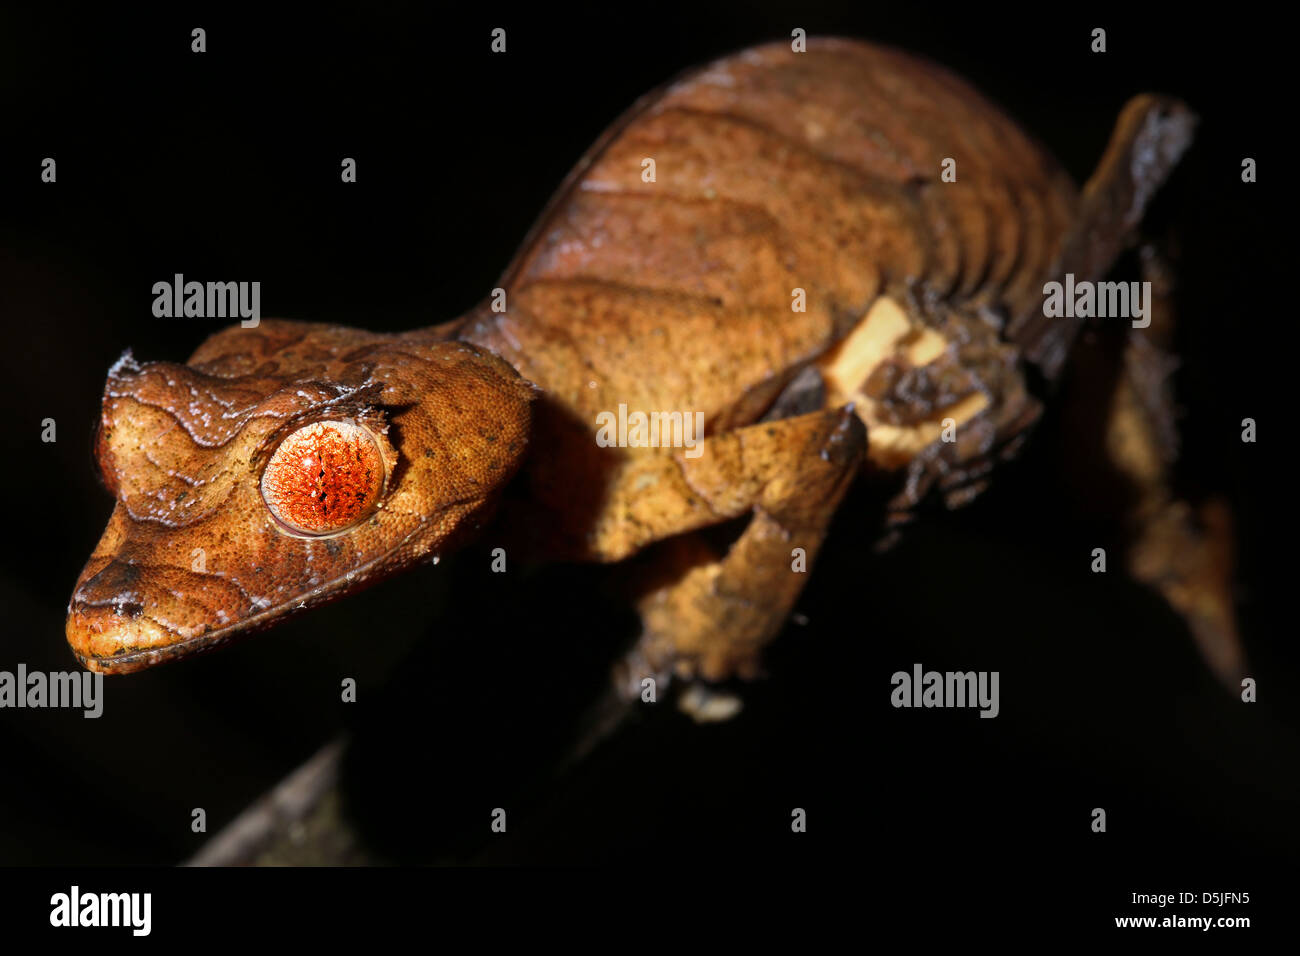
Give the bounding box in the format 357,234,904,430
1114,244,1244,686
1059,241,1244,687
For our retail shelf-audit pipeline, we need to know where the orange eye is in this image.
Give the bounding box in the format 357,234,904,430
261,421,385,536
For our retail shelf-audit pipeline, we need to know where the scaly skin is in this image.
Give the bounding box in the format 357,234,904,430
68,325,533,671
68,38,1224,686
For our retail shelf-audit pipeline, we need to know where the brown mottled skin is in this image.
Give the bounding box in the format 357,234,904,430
67,39,1239,690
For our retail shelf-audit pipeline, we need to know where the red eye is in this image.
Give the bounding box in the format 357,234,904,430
261,421,385,536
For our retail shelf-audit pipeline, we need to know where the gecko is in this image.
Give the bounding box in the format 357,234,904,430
65,37,1241,702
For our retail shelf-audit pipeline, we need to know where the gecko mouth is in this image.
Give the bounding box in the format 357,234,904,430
66,595,298,675
65,518,447,674
65,552,327,675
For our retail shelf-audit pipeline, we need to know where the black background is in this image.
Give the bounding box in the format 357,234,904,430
0,0,1293,926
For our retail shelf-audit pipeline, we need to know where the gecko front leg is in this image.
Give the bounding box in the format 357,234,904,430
613,406,865,695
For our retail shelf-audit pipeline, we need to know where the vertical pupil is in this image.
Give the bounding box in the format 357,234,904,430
262,421,382,534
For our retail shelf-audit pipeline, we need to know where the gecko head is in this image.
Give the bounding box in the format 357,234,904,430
66,320,535,674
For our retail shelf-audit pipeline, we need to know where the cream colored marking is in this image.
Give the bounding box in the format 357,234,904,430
817,296,989,468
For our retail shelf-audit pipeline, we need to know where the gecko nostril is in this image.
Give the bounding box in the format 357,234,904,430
77,560,141,599
74,561,149,623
